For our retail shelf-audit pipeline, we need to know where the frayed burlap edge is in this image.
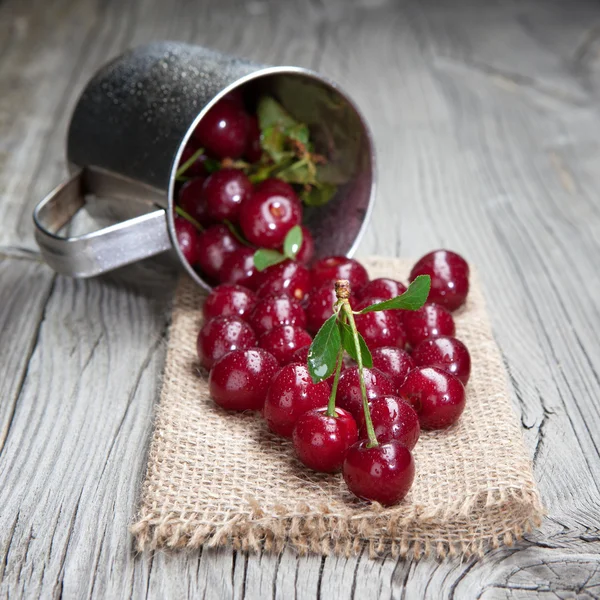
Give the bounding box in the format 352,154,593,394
131,256,544,560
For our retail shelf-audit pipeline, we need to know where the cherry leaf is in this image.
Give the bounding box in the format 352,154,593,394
358,275,431,313
283,225,303,260
300,182,337,206
307,314,342,384
338,321,373,368
253,249,286,271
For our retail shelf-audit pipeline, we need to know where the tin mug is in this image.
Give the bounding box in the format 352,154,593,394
33,41,376,290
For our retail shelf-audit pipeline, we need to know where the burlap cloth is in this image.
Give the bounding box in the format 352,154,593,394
132,257,543,559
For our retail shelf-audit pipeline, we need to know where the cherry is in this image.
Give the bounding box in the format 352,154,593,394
201,168,253,222
412,336,471,385
174,217,201,265
399,366,466,430
305,284,337,334
248,295,306,337
263,363,330,437
357,278,407,301
343,440,415,506
178,145,208,176
371,346,415,391
254,178,298,203
239,186,302,249
403,303,455,347
220,247,260,289
221,89,245,108
194,98,249,159
255,261,311,302
311,256,369,291
292,407,358,472
258,325,312,365
296,226,315,265
209,348,279,411
197,316,256,370
196,224,241,280
245,115,262,162
202,284,257,321
178,178,212,226
410,250,469,311
357,395,420,450
336,366,396,421
354,297,407,350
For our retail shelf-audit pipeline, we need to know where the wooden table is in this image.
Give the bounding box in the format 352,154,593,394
2,0,600,597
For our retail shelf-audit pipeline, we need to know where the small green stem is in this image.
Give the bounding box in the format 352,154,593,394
176,147,204,179
341,302,379,448
326,344,344,418
175,205,204,232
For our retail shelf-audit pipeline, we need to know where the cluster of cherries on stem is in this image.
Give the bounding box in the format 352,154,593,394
173,90,315,285
197,249,471,506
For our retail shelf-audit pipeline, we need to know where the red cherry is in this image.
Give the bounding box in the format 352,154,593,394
258,325,312,365
399,366,466,430
357,395,420,450
202,284,257,321
209,348,279,411
354,298,407,350
196,316,256,370
371,346,415,390
174,217,201,265
245,115,262,162
336,367,396,420
263,363,330,437
248,295,306,337
194,98,249,159
220,247,260,289
178,178,212,226
178,145,208,176
357,278,407,301
410,250,469,311
311,256,369,291
292,407,358,472
403,303,455,347
255,261,311,302
296,226,315,265
305,283,338,334
239,187,302,249
201,169,253,222
196,225,241,280
254,178,298,202
412,336,471,385
221,89,245,108
343,440,415,506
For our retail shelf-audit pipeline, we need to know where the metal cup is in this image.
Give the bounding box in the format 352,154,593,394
33,41,376,290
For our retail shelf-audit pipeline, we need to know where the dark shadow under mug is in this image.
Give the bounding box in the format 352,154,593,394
33,41,376,290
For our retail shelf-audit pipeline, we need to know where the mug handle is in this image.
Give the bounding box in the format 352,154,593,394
32,169,173,278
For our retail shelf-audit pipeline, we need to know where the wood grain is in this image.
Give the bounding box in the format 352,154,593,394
1,0,600,597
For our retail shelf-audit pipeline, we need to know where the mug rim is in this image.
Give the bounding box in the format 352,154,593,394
165,64,377,291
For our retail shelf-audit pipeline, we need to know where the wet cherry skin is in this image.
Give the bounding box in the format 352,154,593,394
220,247,261,289
357,278,407,301
245,115,262,162
255,261,312,302
399,366,466,430
292,407,358,472
258,325,312,365
201,168,253,222
178,178,212,226
310,256,369,291
403,303,455,347
263,363,331,437
248,295,307,337
196,225,241,280
202,284,257,322
296,226,315,265
174,217,202,266
196,316,256,370
208,348,279,411
336,367,396,421
412,336,471,385
354,297,407,350
305,284,338,334
343,440,415,506
371,346,415,391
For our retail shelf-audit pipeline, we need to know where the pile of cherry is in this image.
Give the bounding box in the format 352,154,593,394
173,90,315,284
196,249,471,506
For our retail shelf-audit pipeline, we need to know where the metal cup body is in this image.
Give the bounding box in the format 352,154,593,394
34,41,376,289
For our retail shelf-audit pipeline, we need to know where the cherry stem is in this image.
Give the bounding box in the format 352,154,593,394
176,147,204,179
335,280,379,448
175,205,204,232
327,343,344,418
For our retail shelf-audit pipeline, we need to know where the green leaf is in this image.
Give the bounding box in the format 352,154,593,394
261,125,295,163
176,148,204,179
253,249,286,271
338,321,373,368
203,157,221,173
286,123,310,145
307,314,342,383
276,159,317,185
358,275,431,313
300,183,337,206
283,225,303,260
257,96,298,130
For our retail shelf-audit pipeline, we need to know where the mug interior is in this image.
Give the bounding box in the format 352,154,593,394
168,67,376,291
